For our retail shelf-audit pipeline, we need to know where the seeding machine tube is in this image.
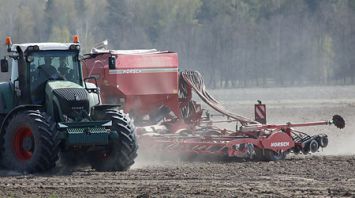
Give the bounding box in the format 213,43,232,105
180,70,259,126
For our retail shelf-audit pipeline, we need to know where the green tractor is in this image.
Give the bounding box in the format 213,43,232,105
0,36,138,173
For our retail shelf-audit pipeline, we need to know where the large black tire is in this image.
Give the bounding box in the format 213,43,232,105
89,109,138,171
1,110,59,173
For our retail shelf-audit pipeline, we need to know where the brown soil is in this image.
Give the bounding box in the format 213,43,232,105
0,86,354,197
0,155,354,197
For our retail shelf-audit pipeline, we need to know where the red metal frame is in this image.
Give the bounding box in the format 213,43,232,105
137,116,332,158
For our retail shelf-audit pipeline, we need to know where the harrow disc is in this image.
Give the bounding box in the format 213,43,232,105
332,115,345,129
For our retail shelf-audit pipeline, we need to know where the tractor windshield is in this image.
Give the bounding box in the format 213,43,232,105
28,50,81,104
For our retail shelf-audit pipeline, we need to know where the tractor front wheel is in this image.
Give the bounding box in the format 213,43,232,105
1,110,58,173
89,110,138,171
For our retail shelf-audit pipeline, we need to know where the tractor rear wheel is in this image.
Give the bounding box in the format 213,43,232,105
89,110,138,171
1,110,58,173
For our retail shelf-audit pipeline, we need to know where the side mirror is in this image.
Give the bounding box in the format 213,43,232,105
108,56,116,69
1,59,9,72
84,76,101,105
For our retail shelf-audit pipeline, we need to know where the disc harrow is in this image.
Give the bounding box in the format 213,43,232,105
137,71,345,161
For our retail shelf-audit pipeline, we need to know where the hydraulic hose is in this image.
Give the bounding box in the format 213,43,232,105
180,70,259,126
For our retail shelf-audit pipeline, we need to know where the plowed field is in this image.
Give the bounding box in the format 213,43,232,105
1,85,354,197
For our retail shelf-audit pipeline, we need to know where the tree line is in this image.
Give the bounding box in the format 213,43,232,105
0,0,354,88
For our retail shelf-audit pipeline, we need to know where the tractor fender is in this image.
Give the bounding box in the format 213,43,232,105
0,105,43,135
90,104,122,120
0,82,15,114
91,104,122,112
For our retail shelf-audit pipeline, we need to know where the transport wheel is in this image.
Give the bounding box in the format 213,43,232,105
263,150,287,161
309,139,319,153
318,136,328,148
90,109,138,171
1,110,58,173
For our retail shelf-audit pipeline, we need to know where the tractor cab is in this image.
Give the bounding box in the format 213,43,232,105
1,38,83,105
27,48,81,104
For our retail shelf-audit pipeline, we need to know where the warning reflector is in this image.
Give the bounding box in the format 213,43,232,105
255,103,266,124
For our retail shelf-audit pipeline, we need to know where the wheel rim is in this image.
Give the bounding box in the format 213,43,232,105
13,127,34,160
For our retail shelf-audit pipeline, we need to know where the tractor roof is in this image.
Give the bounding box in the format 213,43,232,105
89,48,172,55
11,42,77,52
